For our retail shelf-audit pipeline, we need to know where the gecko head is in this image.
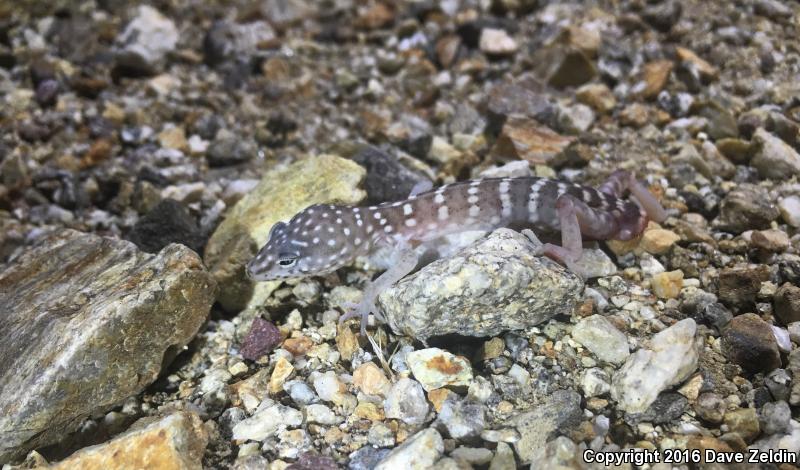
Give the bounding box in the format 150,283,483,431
246,204,355,281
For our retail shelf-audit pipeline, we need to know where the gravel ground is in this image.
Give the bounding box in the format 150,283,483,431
1,0,800,469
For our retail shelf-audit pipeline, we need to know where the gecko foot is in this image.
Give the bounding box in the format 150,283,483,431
339,299,382,336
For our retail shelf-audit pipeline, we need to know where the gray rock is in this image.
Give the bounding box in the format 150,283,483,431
0,229,216,462
571,315,630,365
379,229,584,341
778,196,800,227
437,397,486,439
751,128,800,180
506,390,583,464
759,401,791,436
114,5,178,74
611,319,699,414
580,368,611,398
528,436,581,470
346,144,432,205
348,446,391,470
374,428,444,470
207,130,256,167
383,378,430,425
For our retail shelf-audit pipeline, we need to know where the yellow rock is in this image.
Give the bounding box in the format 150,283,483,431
204,154,366,312
158,126,188,153
269,356,294,395
49,412,207,470
353,402,385,421
639,228,680,255
651,270,684,299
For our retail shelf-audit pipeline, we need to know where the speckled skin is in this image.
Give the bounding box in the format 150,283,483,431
247,171,666,334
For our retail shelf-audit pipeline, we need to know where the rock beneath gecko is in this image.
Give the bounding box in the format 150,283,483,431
379,229,583,341
47,411,207,470
374,428,443,470
0,229,215,463
204,154,365,313
611,319,700,414
506,389,583,464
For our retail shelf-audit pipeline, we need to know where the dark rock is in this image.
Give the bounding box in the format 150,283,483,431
774,283,800,325
192,113,226,140
206,131,256,167
240,317,282,361
639,392,688,425
0,229,215,462
533,45,596,89
348,144,430,205
718,265,771,310
641,0,682,32
696,100,738,140
700,303,734,332
113,5,178,76
722,313,781,374
765,369,791,401
507,390,583,464
386,114,433,158
127,199,204,254
716,184,779,233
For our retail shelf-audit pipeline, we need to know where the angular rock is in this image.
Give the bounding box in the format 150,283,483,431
751,128,800,180
533,46,596,88
240,318,282,361
114,5,179,75
436,397,485,440
506,390,582,464
479,28,518,56
490,117,575,166
716,184,779,233
203,20,276,67
779,196,800,227
345,144,431,205
722,313,781,374
204,154,365,312
379,229,583,341
776,283,800,325
718,264,770,309
374,428,443,470
49,412,207,470
0,230,215,462
406,348,473,391
571,315,630,365
639,60,673,99
611,319,699,414
575,83,616,114
232,401,303,442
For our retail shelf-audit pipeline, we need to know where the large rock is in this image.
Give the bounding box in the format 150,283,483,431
204,154,365,313
0,229,216,463
49,412,208,470
379,229,584,341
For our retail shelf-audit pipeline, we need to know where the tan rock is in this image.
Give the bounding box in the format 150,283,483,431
352,362,391,397
675,46,718,80
158,126,188,152
479,28,518,56
50,412,207,470
283,336,313,356
640,60,673,99
269,357,294,395
751,229,790,252
651,270,684,299
640,228,680,255
427,388,455,413
354,402,385,421
575,83,616,114
490,116,575,165
335,323,359,362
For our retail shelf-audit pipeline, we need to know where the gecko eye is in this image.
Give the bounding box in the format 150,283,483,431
278,257,297,267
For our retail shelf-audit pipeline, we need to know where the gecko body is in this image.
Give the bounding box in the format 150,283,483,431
247,171,666,334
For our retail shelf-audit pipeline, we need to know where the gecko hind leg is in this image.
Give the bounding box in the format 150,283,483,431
599,170,667,223
542,194,613,277
339,248,420,335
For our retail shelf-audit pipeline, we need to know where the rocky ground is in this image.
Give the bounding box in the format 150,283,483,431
1,0,800,469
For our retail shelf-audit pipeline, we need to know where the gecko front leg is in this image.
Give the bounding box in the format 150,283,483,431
339,247,420,335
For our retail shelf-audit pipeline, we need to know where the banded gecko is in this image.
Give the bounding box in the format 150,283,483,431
247,170,667,335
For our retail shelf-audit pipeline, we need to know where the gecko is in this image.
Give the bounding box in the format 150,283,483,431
246,170,667,335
